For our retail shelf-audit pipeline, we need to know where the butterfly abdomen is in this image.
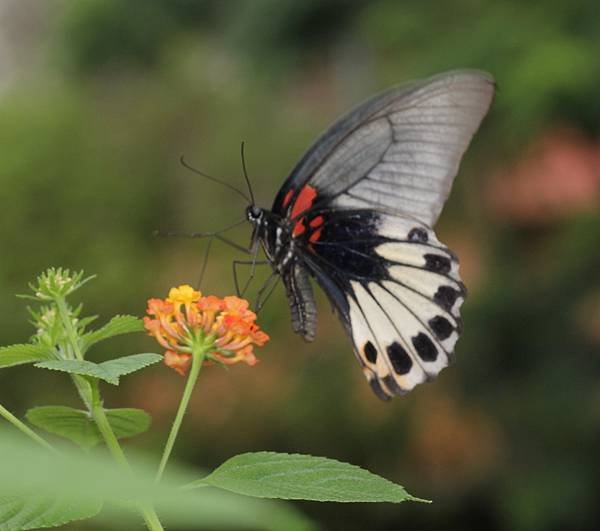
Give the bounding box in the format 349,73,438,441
283,263,317,342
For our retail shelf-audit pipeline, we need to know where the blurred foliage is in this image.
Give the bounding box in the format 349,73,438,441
1,1,599,530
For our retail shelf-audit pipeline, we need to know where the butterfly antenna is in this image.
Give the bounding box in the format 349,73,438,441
154,218,247,239
240,141,256,206
180,155,251,204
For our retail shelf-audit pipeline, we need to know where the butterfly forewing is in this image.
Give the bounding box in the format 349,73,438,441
273,70,494,226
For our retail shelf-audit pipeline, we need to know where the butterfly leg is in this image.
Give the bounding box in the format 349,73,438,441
214,234,256,254
255,272,280,313
232,259,270,297
196,235,215,289
196,233,255,290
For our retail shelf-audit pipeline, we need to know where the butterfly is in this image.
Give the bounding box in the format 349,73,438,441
243,70,494,400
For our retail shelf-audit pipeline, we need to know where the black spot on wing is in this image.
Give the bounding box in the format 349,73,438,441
424,254,451,274
408,227,428,243
368,376,391,401
412,332,438,362
386,342,412,375
434,285,459,311
429,316,454,340
382,374,405,396
364,341,378,364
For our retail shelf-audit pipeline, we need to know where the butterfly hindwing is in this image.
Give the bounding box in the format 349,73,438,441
298,209,465,398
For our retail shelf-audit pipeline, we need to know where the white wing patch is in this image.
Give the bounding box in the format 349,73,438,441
388,266,465,319
343,215,466,399
381,280,461,357
348,282,427,398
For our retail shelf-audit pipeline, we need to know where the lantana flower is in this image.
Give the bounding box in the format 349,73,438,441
143,285,269,375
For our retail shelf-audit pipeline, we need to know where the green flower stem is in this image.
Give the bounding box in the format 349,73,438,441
53,295,93,410
90,383,130,469
71,374,93,410
89,382,164,531
0,403,58,454
55,296,84,360
155,344,207,483
138,506,164,531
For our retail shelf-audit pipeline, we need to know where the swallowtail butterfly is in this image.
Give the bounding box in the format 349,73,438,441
246,70,494,400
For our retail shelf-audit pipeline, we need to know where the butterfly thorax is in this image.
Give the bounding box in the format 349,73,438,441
246,204,317,341
246,206,297,273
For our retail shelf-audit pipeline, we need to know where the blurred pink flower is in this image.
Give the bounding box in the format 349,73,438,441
487,127,600,224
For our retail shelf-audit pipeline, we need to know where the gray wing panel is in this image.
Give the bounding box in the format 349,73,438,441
283,70,494,226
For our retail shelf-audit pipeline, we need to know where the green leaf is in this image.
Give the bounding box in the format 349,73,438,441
26,406,98,449
0,429,316,531
0,344,54,369
34,353,162,385
0,494,101,530
82,315,145,351
26,406,151,450
100,353,162,381
34,359,118,383
105,408,152,440
77,315,98,331
192,452,425,503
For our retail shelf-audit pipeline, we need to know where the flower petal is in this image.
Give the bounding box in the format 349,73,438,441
164,350,192,375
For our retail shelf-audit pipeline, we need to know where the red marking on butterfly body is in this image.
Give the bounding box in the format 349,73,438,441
309,215,324,228
290,185,317,218
308,215,324,245
309,228,323,244
292,220,306,237
283,189,294,208
289,185,318,238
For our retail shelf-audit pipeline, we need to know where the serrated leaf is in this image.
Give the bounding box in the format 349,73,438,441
192,452,424,503
82,315,145,351
0,494,102,530
0,344,54,369
34,353,162,385
26,406,151,450
77,315,98,331
34,360,119,384
99,353,162,381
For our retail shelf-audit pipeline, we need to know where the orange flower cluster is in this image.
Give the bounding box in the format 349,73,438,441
143,285,269,375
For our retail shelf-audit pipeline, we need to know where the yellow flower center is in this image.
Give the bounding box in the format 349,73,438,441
167,284,201,305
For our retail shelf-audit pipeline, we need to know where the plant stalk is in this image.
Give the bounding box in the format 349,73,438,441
0,403,58,454
71,373,93,410
155,345,206,483
90,383,165,531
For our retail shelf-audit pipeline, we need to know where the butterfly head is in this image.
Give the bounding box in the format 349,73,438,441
246,204,263,222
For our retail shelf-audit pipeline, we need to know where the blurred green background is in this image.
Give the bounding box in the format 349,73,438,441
1,1,599,529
